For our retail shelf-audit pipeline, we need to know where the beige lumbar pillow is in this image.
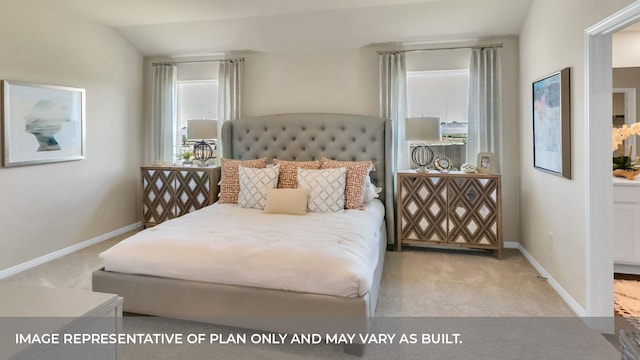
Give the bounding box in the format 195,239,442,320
264,188,310,215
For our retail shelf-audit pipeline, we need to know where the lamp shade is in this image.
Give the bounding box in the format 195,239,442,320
405,117,441,141
187,119,218,140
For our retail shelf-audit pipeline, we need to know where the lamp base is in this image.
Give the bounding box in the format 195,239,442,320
193,140,214,165
411,145,434,173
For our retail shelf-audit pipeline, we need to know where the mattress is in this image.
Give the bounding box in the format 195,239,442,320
99,199,385,298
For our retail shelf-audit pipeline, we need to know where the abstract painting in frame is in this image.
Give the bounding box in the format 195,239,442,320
1,81,85,167
532,67,571,179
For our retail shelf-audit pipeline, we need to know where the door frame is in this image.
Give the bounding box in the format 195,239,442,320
585,1,640,332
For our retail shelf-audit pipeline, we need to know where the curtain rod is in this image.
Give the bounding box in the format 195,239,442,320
152,57,244,66
377,43,503,55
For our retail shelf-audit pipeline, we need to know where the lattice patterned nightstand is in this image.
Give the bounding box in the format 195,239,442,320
397,170,502,258
141,166,220,228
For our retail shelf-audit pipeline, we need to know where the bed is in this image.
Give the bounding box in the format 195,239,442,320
92,113,394,355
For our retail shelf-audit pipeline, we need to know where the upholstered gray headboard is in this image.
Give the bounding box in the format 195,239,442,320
221,113,394,245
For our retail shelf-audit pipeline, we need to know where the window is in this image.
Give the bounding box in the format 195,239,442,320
407,69,469,140
178,80,218,132
406,69,469,167
176,80,218,158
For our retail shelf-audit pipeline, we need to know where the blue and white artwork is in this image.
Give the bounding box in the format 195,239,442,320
533,72,562,174
532,68,571,178
25,100,70,151
2,81,84,166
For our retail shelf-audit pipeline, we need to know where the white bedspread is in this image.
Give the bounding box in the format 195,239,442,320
99,200,385,297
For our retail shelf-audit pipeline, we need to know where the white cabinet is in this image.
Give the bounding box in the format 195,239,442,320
0,283,123,360
613,178,640,274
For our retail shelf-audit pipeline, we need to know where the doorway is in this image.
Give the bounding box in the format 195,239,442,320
586,2,640,333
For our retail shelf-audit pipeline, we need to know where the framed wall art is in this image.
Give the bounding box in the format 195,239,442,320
532,67,571,179
1,80,85,167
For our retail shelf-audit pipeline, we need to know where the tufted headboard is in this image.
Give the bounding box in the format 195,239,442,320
221,113,394,245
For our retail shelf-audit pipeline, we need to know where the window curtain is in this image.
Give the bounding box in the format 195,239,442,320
379,52,409,173
217,58,244,158
466,47,502,170
151,63,178,165
379,52,407,246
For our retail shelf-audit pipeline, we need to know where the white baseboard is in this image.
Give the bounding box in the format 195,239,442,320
0,223,141,279
514,243,586,317
615,263,640,275
504,241,519,249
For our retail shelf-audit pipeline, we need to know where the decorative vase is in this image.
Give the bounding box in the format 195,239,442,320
613,169,640,180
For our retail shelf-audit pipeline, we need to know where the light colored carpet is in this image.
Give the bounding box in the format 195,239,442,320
615,279,640,330
2,236,620,359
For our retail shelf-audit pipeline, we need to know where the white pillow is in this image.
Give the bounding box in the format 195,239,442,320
363,175,382,203
297,167,346,213
238,164,280,210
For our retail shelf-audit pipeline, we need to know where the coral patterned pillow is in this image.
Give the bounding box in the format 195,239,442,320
219,158,267,204
272,159,321,189
319,157,373,210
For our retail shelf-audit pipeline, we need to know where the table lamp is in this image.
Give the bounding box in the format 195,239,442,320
187,119,217,165
405,117,441,173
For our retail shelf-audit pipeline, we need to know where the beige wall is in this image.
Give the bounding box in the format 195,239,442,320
0,5,143,270
241,48,380,117
613,31,640,68
519,0,634,308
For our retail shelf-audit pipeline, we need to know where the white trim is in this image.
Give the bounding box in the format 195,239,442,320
615,263,640,275
515,243,586,317
585,2,640,35
0,223,140,279
585,28,614,321
584,1,640,333
504,241,520,249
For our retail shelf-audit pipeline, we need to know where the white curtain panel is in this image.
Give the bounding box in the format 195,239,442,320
379,52,409,173
217,58,244,158
466,47,502,170
151,63,178,165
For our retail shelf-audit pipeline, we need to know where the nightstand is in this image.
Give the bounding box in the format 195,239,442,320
141,165,221,228
397,170,502,258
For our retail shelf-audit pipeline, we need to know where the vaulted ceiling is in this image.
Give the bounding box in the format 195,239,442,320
10,0,535,55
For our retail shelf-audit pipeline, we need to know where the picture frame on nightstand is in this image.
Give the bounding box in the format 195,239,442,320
477,152,495,173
